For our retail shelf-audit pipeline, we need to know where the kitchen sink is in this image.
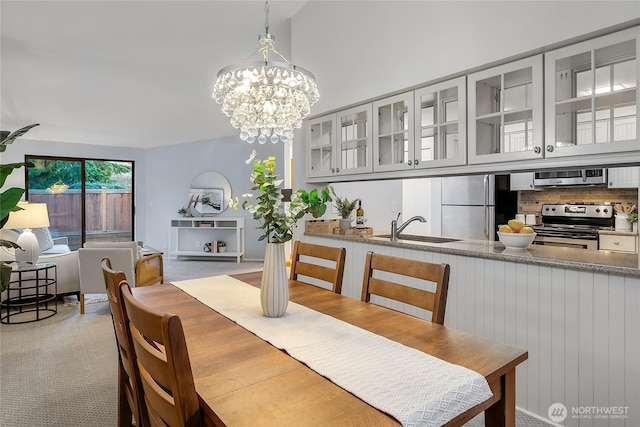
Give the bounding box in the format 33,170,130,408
375,234,461,244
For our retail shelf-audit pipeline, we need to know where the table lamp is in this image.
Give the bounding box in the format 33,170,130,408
4,202,50,265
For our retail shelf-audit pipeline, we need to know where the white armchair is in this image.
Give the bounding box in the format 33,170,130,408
78,247,136,314
77,240,163,313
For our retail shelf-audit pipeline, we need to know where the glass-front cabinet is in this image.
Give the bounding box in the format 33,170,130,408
306,114,336,178
336,105,373,175
544,27,638,158
413,77,467,169
373,93,414,172
306,106,372,178
468,55,544,164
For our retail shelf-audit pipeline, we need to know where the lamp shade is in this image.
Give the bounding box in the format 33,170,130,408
4,202,50,230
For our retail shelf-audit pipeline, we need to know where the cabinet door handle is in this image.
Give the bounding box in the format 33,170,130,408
331,168,335,173
408,160,412,166
414,159,419,165
335,168,339,173
533,146,541,154
614,241,620,245
546,145,554,152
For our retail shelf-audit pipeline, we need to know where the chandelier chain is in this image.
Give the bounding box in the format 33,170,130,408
264,0,270,35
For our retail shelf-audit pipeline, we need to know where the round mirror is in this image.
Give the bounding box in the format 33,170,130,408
189,172,232,215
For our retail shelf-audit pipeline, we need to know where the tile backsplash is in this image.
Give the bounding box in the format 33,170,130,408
517,187,638,224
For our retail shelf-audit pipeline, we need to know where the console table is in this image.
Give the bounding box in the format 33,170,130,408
1,262,57,324
169,217,244,262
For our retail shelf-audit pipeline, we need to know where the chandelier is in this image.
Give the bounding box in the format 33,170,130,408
212,1,319,144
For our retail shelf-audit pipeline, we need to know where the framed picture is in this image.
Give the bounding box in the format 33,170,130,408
189,188,224,215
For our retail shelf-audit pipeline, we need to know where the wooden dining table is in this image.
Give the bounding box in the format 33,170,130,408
131,271,528,426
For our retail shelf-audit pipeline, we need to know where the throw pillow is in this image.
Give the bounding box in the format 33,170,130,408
0,228,20,243
32,227,54,253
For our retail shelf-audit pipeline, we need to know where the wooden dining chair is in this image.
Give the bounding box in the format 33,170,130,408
361,252,450,325
289,241,347,293
101,258,148,427
135,253,164,287
120,282,201,427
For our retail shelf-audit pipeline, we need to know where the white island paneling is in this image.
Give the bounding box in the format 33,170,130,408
305,235,640,426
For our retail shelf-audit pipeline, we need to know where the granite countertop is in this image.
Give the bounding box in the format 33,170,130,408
599,229,638,237
305,232,640,278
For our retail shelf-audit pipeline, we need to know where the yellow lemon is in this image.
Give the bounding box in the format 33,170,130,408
507,219,525,233
499,224,513,233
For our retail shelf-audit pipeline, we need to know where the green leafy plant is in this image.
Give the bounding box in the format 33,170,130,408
230,150,331,243
329,186,359,219
217,240,226,248
177,207,187,216
627,211,637,224
1,124,39,291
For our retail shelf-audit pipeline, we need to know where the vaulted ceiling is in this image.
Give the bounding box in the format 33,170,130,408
1,1,307,148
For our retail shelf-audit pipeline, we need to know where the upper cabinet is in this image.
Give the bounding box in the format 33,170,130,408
305,26,640,182
307,114,337,178
544,27,639,158
307,106,373,178
468,55,544,164
372,93,414,172
608,166,639,188
413,77,467,169
337,105,373,175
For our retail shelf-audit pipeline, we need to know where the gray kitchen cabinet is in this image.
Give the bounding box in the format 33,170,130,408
306,113,337,178
510,172,538,191
373,92,414,172
307,105,373,178
544,27,639,159
413,77,467,169
468,55,544,165
608,166,640,188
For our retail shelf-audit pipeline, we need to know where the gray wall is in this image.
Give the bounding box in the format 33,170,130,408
143,137,281,259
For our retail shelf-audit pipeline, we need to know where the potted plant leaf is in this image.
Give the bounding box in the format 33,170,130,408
329,186,359,230
1,124,39,291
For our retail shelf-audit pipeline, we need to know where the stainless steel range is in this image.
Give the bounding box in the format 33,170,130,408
531,203,615,250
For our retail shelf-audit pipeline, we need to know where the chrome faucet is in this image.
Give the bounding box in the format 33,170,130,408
390,213,427,241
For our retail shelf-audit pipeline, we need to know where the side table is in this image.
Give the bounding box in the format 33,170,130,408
1,262,57,324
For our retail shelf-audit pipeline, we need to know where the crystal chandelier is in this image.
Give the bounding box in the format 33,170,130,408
212,1,319,144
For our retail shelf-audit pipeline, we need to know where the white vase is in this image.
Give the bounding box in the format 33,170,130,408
261,242,288,317
615,214,632,231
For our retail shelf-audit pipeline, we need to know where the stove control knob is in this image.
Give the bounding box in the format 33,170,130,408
603,208,608,213
596,208,600,213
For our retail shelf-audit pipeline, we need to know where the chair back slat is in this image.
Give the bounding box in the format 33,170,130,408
361,252,450,325
289,241,346,293
121,282,201,427
101,258,147,427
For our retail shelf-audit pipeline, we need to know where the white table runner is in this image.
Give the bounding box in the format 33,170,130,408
173,275,493,427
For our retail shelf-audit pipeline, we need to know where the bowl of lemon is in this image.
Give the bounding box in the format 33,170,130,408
497,219,536,250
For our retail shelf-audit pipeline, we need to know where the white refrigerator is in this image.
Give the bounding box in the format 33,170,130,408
441,175,496,241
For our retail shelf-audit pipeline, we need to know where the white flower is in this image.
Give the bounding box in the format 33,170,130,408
245,149,257,164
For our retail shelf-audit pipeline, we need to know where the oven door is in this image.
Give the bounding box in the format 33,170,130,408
532,235,597,250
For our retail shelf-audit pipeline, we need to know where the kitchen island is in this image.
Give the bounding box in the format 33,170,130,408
302,232,640,426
